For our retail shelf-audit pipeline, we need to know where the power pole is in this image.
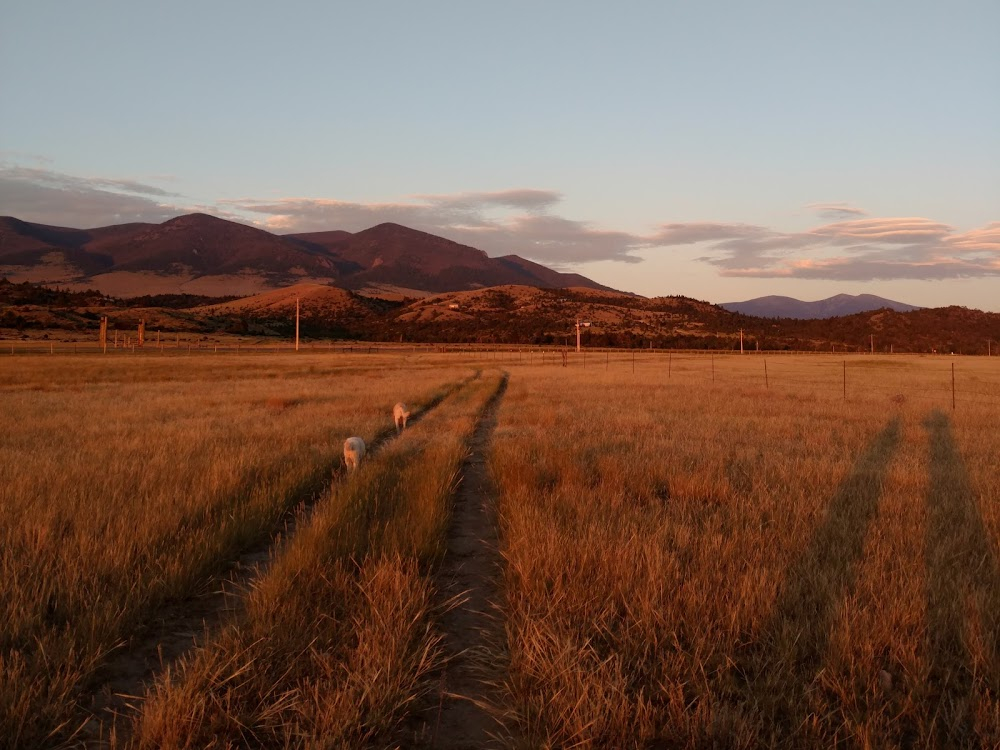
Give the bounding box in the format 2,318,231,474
740,328,744,354
870,334,874,354
575,319,591,352
295,296,300,352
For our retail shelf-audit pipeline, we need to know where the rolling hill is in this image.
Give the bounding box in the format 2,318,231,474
3,276,999,354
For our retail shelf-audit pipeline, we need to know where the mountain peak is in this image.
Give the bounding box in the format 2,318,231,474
163,212,237,227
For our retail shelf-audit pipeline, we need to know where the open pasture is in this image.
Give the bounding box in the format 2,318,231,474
0,352,475,747
1,350,997,748
491,354,1000,748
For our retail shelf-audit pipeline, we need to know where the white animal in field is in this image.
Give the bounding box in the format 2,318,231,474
343,436,365,472
393,402,411,434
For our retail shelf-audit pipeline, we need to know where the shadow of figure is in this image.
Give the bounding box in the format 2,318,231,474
745,417,901,741
924,410,1000,749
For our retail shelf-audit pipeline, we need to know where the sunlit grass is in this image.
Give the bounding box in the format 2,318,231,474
128,371,504,748
489,357,1000,748
0,354,471,748
3,350,997,748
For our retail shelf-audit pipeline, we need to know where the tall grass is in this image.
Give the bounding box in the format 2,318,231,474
127,371,505,748
489,357,1000,748
0,354,470,748
5,350,996,748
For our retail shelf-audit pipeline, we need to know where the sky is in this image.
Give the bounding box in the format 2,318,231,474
1,0,998,310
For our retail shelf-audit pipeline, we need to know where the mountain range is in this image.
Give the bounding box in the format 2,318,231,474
6,211,995,354
0,213,615,298
720,294,922,319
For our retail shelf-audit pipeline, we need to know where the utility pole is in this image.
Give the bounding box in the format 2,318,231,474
740,328,744,354
295,296,300,352
575,319,591,353
870,334,874,354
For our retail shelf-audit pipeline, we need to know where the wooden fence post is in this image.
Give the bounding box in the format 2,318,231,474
952,362,956,410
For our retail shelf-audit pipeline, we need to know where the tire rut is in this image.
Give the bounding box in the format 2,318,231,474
411,371,510,750
75,372,479,747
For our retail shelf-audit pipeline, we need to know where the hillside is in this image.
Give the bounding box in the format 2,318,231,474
194,282,398,338
3,276,999,354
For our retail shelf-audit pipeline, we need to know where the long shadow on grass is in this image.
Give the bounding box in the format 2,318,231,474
745,416,900,739
77,372,479,746
923,410,1000,748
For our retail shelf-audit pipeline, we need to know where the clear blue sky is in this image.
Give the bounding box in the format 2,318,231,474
2,1,998,310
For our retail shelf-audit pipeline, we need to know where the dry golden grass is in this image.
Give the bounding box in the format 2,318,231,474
489,354,1000,748
127,371,505,749
3,349,997,748
0,353,473,748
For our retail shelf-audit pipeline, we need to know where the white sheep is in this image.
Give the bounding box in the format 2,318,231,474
393,402,411,434
343,436,366,472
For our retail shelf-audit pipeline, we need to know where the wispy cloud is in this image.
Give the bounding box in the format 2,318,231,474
0,164,187,227
3,165,179,198
224,190,647,263
3,163,996,280
806,202,868,220
657,216,1000,281
809,217,952,243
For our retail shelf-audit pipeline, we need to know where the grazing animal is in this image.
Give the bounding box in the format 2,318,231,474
343,436,366,472
393,402,411,434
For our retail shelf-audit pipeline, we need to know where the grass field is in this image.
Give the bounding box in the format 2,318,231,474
491,355,1000,748
0,352,474,747
1,349,997,748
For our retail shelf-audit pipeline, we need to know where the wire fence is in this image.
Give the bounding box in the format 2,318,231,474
4,340,999,409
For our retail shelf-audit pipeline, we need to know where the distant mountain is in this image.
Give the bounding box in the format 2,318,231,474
720,293,922,319
0,213,615,297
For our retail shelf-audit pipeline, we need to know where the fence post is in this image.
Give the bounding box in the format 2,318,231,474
952,362,956,411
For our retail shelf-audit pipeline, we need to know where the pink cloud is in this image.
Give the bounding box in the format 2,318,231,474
809,217,953,243
677,216,1000,280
